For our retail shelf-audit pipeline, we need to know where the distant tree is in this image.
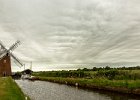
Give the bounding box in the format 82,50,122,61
105,66,110,70
83,68,89,71
77,68,81,71
121,66,126,70
97,67,103,71
22,69,33,75
92,67,97,71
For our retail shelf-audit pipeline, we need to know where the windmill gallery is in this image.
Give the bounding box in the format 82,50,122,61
0,40,23,76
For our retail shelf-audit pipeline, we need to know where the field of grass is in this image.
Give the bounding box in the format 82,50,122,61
0,77,30,100
37,76,140,89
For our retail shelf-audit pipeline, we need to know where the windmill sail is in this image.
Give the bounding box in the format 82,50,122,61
0,52,7,60
0,41,7,50
10,54,23,67
8,40,20,52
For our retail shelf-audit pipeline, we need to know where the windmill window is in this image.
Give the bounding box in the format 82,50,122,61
4,60,6,63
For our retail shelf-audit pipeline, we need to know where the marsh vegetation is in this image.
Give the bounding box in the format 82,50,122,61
33,66,140,94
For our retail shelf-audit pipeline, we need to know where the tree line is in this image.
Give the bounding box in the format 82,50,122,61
33,66,140,80
77,66,140,71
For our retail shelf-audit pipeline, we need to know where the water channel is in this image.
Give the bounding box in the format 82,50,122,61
15,80,140,100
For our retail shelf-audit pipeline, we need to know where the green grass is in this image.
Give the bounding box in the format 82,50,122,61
37,76,140,89
0,77,30,100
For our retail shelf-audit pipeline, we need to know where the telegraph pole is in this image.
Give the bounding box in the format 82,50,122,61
30,61,32,70
24,64,25,70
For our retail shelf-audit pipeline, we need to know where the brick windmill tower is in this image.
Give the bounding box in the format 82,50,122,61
0,40,23,76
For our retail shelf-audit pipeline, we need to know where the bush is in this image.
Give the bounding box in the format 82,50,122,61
33,70,88,78
96,69,119,80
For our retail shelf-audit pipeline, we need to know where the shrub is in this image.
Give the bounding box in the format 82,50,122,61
96,69,119,80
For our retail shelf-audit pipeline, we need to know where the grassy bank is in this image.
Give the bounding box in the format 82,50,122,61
33,68,140,95
0,77,30,100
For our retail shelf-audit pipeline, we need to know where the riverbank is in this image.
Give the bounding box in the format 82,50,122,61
31,76,140,95
0,77,30,100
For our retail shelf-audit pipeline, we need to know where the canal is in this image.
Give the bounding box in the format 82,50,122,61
15,80,140,100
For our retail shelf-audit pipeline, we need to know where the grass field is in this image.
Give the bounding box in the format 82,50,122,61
36,76,140,89
0,77,30,100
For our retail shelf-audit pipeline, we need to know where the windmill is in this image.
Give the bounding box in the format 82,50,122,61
0,40,23,76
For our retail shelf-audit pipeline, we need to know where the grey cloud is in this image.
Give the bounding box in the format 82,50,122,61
0,0,140,70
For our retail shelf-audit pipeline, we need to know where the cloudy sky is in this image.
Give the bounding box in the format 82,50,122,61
0,0,140,71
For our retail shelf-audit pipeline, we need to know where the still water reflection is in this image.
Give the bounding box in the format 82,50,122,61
15,80,140,100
